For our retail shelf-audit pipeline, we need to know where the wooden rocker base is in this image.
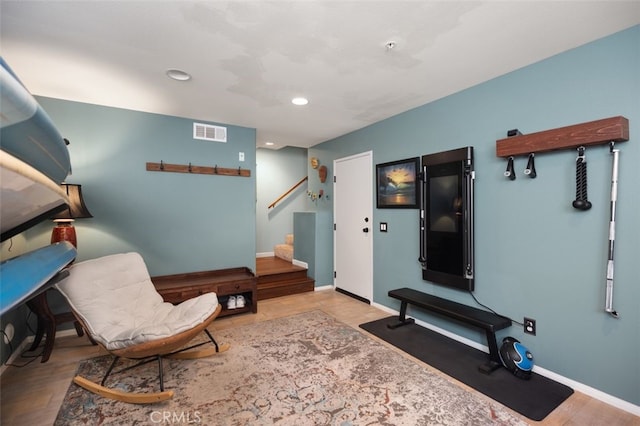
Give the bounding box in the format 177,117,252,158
168,342,231,359
73,375,174,404
72,341,230,403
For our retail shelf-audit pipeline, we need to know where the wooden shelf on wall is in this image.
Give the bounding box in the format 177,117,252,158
496,116,629,158
146,162,251,177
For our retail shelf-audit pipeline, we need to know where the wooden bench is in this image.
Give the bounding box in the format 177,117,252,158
388,287,512,374
152,267,257,318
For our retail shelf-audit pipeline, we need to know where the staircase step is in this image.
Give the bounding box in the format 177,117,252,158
257,269,309,284
255,256,315,300
257,276,315,300
258,275,314,290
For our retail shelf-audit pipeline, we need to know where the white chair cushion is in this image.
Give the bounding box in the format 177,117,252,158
56,252,218,351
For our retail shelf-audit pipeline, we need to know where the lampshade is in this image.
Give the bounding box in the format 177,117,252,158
53,184,93,221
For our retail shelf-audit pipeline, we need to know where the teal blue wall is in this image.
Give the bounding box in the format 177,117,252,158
1,99,256,364
293,212,318,277
256,147,308,253
293,211,333,286
29,98,257,276
310,26,639,405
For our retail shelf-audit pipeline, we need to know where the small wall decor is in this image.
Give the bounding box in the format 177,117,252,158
318,165,328,183
307,190,329,203
310,156,328,183
376,157,419,208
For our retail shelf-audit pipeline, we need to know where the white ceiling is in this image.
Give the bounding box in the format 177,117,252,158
1,1,638,149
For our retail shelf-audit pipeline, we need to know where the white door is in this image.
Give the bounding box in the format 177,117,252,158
333,151,373,303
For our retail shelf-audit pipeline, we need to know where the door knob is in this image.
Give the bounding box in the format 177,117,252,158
362,227,369,233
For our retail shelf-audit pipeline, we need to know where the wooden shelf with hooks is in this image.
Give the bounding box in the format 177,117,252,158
146,162,251,177
496,116,629,158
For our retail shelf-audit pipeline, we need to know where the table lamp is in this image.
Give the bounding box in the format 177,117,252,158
51,183,93,248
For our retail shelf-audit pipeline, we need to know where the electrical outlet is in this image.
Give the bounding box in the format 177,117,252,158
524,317,536,335
239,152,245,162
380,222,388,232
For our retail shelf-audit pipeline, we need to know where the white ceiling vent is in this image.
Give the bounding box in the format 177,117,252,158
193,122,227,143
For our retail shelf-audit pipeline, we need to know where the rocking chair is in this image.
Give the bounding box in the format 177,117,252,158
55,252,229,404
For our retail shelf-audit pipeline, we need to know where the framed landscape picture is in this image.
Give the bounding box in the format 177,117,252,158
376,157,419,208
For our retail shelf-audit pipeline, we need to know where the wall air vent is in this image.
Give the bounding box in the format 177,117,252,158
193,122,227,143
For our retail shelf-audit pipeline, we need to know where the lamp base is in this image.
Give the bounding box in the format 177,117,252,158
51,223,77,248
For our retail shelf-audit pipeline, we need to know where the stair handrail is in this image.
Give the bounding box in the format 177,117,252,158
268,176,308,209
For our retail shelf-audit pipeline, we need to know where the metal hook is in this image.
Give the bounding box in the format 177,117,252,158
524,153,537,178
504,156,516,180
214,165,218,174
188,162,193,172
160,160,164,170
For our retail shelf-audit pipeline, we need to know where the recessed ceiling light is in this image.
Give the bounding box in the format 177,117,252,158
166,69,191,81
265,141,275,146
291,97,309,106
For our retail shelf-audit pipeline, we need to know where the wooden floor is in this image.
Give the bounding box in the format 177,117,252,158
1,290,637,425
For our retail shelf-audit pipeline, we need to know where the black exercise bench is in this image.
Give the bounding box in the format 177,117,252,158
388,287,512,374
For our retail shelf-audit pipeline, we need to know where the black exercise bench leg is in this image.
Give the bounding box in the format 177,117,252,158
478,329,503,374
387,301,416,329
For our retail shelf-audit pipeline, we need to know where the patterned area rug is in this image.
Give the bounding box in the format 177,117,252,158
55,311,527,425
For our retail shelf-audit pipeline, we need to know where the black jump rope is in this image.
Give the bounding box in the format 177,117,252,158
572,146,591,210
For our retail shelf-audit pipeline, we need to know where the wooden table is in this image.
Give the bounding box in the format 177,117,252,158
26,290,84,362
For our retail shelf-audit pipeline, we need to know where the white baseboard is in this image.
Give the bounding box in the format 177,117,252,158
256,252,274,258
0,328,81,377
533,365,640,416
369,301,640,416
292,259,308,269
0,335,34,377
315,285,334,292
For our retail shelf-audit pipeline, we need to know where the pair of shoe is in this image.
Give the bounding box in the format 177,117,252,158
227,295,246,310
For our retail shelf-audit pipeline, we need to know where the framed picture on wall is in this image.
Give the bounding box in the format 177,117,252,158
376,157,419,208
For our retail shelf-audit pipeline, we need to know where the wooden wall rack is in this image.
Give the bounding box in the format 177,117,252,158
496,116,629,158
146,161,251,177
